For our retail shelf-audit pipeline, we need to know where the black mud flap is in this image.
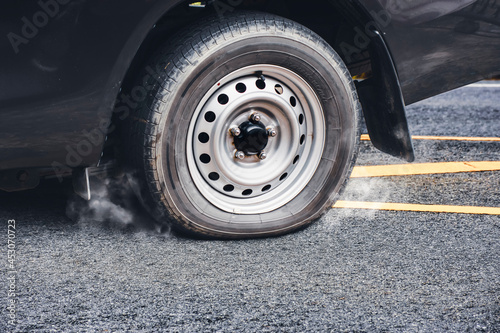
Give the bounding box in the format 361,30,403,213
355,30,415,162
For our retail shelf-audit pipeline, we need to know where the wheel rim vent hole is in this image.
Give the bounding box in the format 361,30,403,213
236,83,247,93
209,172,220,181
290,96,297,107
262,185,271,192
223,185,234,192
299,114,304,124
218,94,229,105
205,111,216,123
198,132,209,143
256,79,266,90
274,84,283,95
200,154,211,164
293,155,300,164
280,173,288,181
300,135,306,145
242,189,253,196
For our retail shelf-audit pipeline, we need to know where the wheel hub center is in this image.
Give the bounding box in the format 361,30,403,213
234,121,269,155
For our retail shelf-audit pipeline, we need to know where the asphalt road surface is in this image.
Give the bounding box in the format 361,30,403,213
2,82,499,332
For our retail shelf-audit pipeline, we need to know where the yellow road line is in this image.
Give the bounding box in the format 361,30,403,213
351,161,500,178
333,201,500,215
360,134,500,142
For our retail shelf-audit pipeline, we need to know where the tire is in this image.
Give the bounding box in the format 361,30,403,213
126,12,360,239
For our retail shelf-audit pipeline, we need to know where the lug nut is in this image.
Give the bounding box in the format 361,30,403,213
267,127,277,137
235,151,245,160
249,113,261,123
258,151,267,160
230,127,241,136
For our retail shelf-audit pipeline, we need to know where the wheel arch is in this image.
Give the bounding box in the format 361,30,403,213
111,0,413,163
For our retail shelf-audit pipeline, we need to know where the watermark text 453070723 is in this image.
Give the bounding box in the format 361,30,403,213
7,219,17,326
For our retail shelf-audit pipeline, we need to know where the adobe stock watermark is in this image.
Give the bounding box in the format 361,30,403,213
339,9,392,64
7,219,17,326
7,0,72,54
50,64,167,181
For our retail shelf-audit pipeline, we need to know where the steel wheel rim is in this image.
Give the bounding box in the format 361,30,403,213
186,64,325,215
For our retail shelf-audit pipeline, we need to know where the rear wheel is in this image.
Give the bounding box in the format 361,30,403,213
127,12,360,238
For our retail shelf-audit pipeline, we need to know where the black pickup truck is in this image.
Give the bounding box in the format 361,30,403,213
1,0,499,238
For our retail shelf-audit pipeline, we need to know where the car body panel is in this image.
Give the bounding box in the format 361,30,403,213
357,0,500,104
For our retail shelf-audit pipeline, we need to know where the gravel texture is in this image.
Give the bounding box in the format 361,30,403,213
1,84,499,332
